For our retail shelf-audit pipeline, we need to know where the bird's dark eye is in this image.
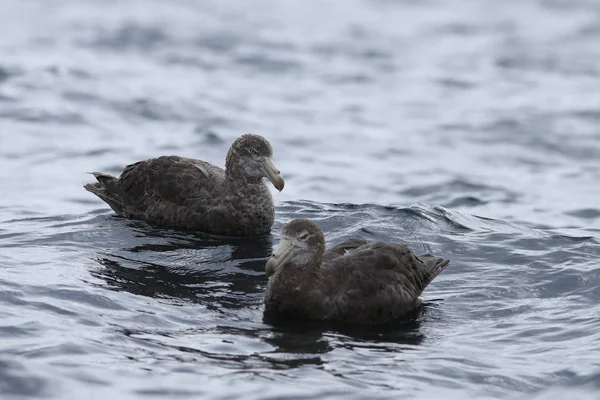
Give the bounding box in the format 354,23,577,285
299,233,309,241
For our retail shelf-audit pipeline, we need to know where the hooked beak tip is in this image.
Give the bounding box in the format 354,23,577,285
262,157,285,192
274,178,285,192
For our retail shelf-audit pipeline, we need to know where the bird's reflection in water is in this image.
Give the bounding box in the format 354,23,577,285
91,223,275,311
261,303,437,360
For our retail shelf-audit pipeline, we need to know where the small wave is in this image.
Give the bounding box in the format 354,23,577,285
0,357,52,398
565,208,600,220
528,370,600,400
84,22,171,51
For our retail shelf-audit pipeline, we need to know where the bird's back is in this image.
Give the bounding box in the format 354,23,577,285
118,155,225,211
319,241,449,323
85,155,229,231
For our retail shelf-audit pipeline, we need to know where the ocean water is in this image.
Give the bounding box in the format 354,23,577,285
1,0,600,398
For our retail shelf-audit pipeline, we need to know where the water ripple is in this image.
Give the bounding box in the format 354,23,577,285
2,0,600,398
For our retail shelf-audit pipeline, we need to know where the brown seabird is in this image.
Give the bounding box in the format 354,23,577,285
264,219,450,323
84,134,284,237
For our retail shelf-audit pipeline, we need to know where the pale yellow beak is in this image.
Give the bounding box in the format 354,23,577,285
261,157,285,192
265,237,294,277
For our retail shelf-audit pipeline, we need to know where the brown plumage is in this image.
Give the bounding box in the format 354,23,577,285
84,134,285,237
264,219,450,324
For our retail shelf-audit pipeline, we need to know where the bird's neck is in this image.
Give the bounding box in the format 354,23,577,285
225,171,266,189
273,259,323,292
225,155,261,182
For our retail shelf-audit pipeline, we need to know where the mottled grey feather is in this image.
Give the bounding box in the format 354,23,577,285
84,134,281,237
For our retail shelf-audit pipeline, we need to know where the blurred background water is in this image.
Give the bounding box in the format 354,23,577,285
1,0,600,399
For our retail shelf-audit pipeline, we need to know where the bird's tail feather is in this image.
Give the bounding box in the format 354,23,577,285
83,172,124,214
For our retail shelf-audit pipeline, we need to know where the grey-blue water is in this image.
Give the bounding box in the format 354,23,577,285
1,0,600,398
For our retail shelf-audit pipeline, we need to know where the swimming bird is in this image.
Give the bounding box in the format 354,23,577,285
264,219,450,324
84,134,285,237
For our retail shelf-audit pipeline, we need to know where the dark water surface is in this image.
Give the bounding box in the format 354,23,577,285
2,0,600,399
